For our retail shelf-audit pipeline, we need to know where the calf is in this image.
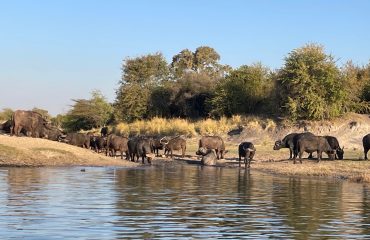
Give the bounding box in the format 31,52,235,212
238,142,256,168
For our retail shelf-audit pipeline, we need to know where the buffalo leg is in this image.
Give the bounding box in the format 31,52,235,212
317,150,321,163
289,147,293,159
298,151,304,164
365,148,369,160
239,155,242,167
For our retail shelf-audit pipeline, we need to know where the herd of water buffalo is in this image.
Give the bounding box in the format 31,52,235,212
3,110,370,167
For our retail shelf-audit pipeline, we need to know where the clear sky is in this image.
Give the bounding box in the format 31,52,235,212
1,0,369,116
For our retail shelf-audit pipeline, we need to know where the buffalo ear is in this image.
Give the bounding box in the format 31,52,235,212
342,146,344,150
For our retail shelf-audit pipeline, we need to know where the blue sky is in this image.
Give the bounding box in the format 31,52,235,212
1,0,369,116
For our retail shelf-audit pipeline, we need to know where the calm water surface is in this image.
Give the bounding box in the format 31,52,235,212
0,164,369,239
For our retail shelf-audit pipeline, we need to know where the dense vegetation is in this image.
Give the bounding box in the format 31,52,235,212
113,44,370,123
1,43,370,132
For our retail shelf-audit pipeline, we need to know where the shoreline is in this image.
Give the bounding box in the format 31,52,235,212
1,134,370,183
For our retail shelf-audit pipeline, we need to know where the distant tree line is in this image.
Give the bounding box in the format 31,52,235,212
1,43,370,132
114,43,370,122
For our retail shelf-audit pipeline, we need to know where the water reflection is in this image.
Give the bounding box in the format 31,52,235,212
0,165,369,239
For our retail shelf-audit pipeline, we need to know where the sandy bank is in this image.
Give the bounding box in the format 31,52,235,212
0,135,138,167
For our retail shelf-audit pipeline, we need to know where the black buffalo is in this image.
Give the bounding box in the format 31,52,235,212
135,138,155,164
238,142,256,168
273,133,298,159
198,136,225,159
294,134,335,164
163,136,186,158
64,133,90,148
106,134,129,159
324,136,344,160
0,120,12,134
127,137,155,164
101,127,108,137
127,138,139,162
90,135,107,153
43,126,64,141
151,136,167,157
363,134,370,160
11,110,51,137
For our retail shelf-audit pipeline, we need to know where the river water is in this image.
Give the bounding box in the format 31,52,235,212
0,164,369,239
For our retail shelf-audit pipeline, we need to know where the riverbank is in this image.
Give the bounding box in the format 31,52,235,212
1,128,370,183
0,135,138,167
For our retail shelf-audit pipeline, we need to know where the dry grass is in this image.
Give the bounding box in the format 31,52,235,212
113,117,197,137
112,115,273,137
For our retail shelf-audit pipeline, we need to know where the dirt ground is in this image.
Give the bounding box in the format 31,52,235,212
0,134,138,167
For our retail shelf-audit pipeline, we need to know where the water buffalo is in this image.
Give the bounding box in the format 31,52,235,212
196,147,217,166
43,126,64,141
238,142,256,168
90,136,107,153
0,120,12,134
101,126,108,137
127,138,139,162
106,134,129,159
294,134,335,164
135,138,155,164
362,134,370,160
163,136,186,158
64,133,90,148
273,133,298,159
198,136,225,159
11,110,51,137
324,136,344,160
151,136,167,157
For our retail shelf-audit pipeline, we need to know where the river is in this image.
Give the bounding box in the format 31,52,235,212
0,164,369,239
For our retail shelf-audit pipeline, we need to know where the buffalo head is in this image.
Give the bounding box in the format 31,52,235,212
273,140,283,150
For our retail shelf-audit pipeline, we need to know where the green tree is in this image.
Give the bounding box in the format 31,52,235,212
51,114,65,128
0,108,14,121
193,46,230,78
63,90,113,131
170,72,215,118
115,53,170,121
32,107,52,121
121,52,170,87
209,63,273,117
114,84,150,122
147,84,173,118
277,44,345,120
341,61,370,113
171,49,194,79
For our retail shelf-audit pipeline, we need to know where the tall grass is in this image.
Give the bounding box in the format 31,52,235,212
114,117,197,137
113,115,274,137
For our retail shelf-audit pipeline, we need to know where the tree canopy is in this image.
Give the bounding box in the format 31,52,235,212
62,90,113,132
